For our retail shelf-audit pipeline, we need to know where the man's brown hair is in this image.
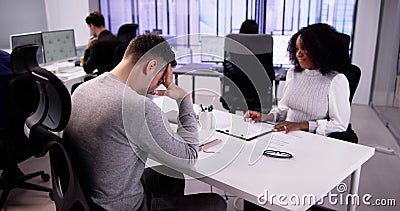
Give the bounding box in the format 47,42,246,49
124,33,176,69
85,11,105,27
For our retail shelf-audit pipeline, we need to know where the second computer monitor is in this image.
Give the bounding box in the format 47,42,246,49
272,35,292,66
10,32,44,64
42,29,77,64
201,36,224,63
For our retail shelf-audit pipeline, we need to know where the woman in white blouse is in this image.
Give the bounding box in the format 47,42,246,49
244,23,351,136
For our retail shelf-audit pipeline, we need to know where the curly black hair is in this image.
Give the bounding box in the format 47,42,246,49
287,23,350,75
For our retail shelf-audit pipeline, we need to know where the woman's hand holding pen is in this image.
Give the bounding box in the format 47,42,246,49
243,110,274,123
243,110,262,122
244,111,309,133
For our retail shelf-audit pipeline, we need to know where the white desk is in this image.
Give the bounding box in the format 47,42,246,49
55,68,86,94
152,96,375,211
42,63,87,94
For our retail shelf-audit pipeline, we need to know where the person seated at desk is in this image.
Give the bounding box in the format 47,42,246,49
64,33,226,211
83,11,118,75
244,23,351,136
239,19,259,34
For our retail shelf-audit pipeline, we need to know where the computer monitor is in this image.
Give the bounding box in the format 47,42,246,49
10,32,44,64
201,36,224,63
272,35,292,66
42,29,77,64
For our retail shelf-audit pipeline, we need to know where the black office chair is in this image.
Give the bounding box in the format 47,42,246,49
220,34,274,113
113,23,138,66
326,32,361,144
327,64,361,144
25,44,91,211
346,64,361,104
8,44,90,210
0,44,52,209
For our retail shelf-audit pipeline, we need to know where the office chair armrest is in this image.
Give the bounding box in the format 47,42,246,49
328,124,358,144
29,124,62,157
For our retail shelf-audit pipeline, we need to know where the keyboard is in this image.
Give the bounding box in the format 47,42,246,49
54,66,85,79
58,66,83,73
175,63,223,73
41,61,79,73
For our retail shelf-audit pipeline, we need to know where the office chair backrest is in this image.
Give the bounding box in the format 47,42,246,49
225,34,273,55
346,64,361,104
327,63,360,144
333,32,360,104
27,67,71,131
222,34,274,112
11,44,90,210
7,45,40,141
114,23,138,66
338,33,351,56
117,23,138,43
10,45,71,137
326,34,360,144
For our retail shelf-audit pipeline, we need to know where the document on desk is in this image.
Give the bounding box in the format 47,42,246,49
268,131,303,150
247,131,303,165
54,68,85,79
216,121,274,141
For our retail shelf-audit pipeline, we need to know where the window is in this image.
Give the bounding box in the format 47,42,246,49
100,0,357,57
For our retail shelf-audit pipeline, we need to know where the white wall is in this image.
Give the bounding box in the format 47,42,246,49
0,0,91,49
351,0,381,105
371,0,400,106
0,0,48,49
44,0,90,46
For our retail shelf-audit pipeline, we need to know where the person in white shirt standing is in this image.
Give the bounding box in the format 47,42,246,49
245,23,351,136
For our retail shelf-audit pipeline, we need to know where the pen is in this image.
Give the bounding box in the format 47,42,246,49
200,104,205,112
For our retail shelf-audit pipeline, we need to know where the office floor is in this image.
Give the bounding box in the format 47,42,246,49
1,95,399,211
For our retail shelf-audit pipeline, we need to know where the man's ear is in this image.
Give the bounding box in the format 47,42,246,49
144,60,157,75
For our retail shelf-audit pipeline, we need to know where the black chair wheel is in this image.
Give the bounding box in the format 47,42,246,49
41,173,50,182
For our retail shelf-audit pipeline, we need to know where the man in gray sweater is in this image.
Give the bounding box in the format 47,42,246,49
64,34,226,210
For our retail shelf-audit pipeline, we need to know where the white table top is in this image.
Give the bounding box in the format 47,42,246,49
151,96,375,211
41,62,86,81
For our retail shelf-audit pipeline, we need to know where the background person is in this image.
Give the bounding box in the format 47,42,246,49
244,23,351,136
239,19,259,34
83,11,118,75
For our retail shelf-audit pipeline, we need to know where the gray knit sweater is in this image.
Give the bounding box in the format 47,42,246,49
64,72,198,210
272,68,350,136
